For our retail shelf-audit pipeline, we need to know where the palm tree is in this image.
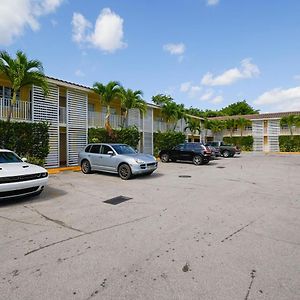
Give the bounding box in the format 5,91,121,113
184,118,201,142
175,103,186,130
201,118,211,143
92,81,122,133
280,115,298,135
210,120,225,138
161,101,179,130
119,88,147,127
225,118,237,138
236,117,251,137
0,50,48,122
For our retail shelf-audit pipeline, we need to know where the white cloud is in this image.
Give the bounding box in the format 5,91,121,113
201,58,260,86
75,69,85,77
163,43,185,55
200,89,214,101
211,95,223,104
0,0,64,45
72,13,92,44
254,86,300,112
180,82,192,93
207,0,220,6
72,8,127,53
294,75,300,81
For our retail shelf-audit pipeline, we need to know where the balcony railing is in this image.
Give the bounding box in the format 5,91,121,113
222,129,252,137
88,111,124,129
59,106,66,125
280,127,300,135
0,98,32,121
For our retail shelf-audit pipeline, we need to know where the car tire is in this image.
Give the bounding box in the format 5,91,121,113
223,150,230,158
193,155,203,165
118,163,132,180
81,160,91,174
160,153,169,163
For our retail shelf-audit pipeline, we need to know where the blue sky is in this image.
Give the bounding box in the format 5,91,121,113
1,0,300,112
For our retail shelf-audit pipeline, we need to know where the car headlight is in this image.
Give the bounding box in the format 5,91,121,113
41,172,48,178
135,159,145,164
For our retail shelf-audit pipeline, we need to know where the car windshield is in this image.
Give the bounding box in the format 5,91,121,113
0,151,23,163
112,145,136,155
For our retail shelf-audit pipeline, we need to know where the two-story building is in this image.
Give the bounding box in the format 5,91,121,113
0,75,200,168
1,74,299,167
208,112,300,152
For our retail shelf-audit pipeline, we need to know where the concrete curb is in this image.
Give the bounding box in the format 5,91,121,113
47,166,81,175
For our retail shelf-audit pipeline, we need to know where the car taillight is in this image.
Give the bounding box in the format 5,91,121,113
205,147,211,153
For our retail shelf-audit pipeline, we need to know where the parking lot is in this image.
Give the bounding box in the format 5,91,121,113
0,153,299,300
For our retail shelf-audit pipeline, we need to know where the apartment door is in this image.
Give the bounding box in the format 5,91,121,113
59,131,67,166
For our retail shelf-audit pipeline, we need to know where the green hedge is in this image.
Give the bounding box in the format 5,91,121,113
223,136,253,151
153,131,186,156
279,136,300,152
88,126,140,148
0,120,49,165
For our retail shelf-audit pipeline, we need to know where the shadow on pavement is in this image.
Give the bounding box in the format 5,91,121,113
0,186,67,207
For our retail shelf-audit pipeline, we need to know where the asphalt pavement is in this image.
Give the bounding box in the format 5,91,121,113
0,153,299,300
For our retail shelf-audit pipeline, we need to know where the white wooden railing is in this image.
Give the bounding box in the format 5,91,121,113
0,98,32,121
88,111,124,129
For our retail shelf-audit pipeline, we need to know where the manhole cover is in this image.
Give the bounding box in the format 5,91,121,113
217,166,225,169
103,196,132,205
179,175,191,178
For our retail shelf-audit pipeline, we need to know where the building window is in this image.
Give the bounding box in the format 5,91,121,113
88,103,95,112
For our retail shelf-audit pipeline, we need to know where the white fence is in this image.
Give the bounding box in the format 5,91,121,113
88,111,124,129
0,98,32,121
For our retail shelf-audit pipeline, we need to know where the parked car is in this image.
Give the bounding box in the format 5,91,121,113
0,149,48,199
159,142,211,165
205,141,241,158
79,143,158,180
206,145,221,159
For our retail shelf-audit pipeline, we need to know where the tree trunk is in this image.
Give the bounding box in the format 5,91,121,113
6,91,17,122
122,109,128,127
105,105,112,135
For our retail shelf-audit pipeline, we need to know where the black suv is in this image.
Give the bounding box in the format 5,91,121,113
159,143,211,165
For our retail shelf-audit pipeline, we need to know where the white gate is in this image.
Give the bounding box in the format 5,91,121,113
67,90,88,166
142,108,153,154
32,84,59,168
252,120,264,151
268,120,280,152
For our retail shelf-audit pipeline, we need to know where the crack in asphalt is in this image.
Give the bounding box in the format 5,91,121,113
0,215,45,227
24,205,84,233
244,270,256,300
24,214,153,256
221,220,257,243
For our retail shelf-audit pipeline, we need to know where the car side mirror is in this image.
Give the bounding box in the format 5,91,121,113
22,157,27,162
107,151,114,156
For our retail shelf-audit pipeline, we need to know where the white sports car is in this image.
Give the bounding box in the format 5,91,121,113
0,149,48,199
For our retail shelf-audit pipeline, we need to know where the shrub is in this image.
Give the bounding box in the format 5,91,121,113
154,131,186,156
279,136,300,152
88,126,140,148
0,120,49,164
223,136,253,151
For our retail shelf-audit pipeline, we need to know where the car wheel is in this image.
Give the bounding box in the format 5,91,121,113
81,160,91,174
160,153,169,163
223,150,230,158
193,155,203,165
118,163,132,180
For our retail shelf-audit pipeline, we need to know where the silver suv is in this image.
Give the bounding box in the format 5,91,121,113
78,143,158,180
